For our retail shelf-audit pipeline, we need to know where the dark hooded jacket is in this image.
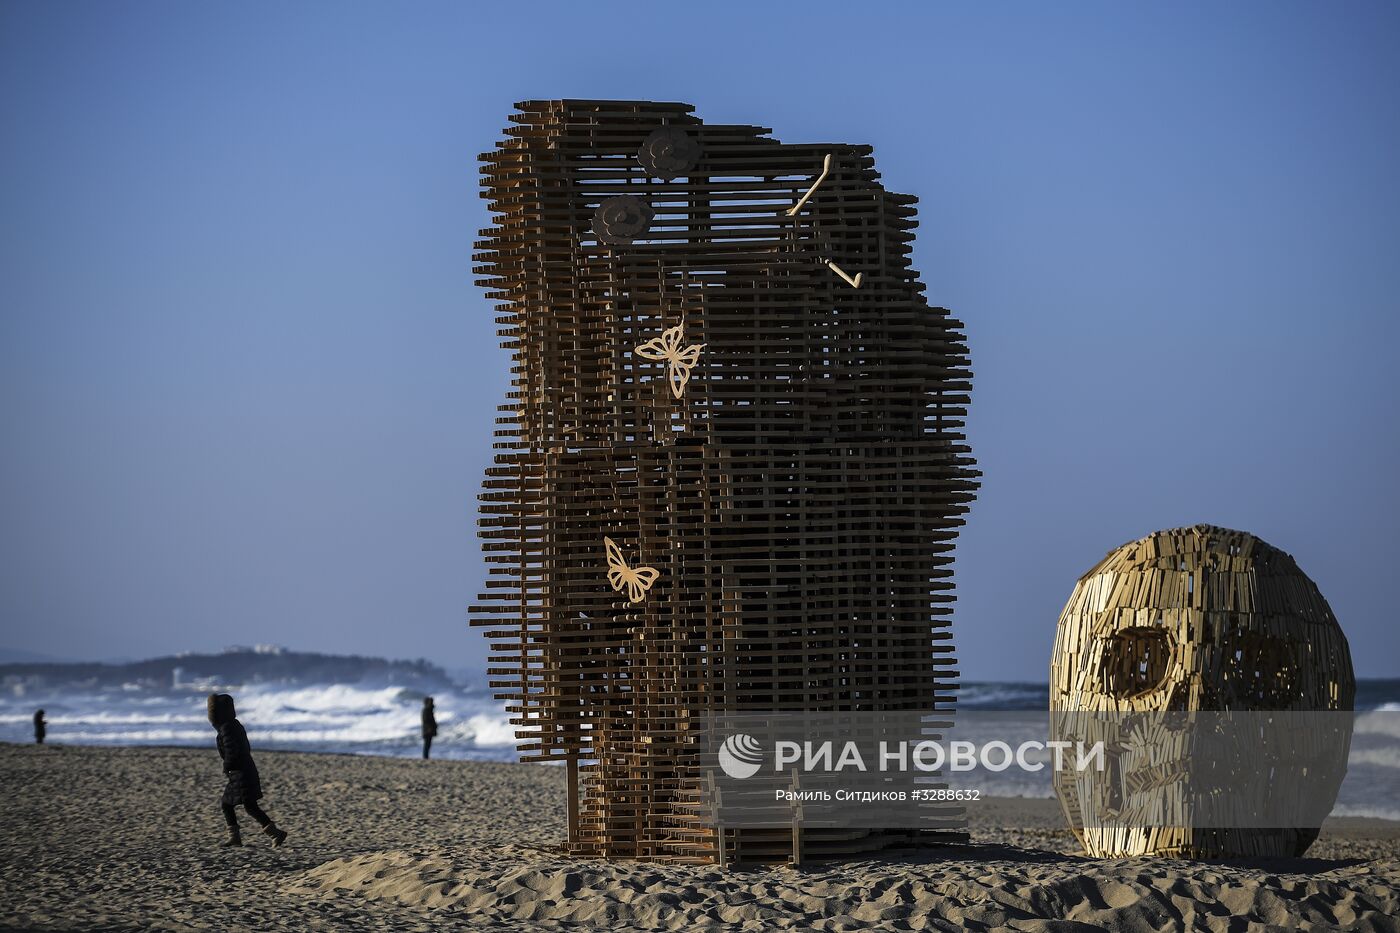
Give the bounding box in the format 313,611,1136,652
207,693,263,805
421,699,437,739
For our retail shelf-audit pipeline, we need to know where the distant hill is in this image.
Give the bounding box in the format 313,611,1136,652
0,647,74,665
0,648,456,692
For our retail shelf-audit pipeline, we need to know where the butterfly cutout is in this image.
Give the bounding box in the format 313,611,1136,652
633,323,705,399
604,536,660,604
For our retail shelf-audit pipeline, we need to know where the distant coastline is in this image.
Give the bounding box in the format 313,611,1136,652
0,646,456,694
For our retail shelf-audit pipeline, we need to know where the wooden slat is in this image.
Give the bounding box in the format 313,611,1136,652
471,100,979,863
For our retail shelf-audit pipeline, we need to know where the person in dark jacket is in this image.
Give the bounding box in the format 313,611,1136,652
207,693,288,848
33,709,46,744
421,696,437,760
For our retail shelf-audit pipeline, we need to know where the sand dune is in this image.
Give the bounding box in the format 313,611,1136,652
289,841,1400,931
2,743,1396,931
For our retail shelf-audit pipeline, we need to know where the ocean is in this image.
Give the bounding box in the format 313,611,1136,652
4,679,1396,820
0,681,520,761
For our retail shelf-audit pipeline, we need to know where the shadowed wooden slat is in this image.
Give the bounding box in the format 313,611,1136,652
470,100,979,864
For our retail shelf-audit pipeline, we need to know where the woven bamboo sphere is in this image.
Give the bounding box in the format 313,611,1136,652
1050,524,1354,858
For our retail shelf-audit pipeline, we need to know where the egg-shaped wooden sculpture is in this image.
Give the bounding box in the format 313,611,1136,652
1050,524,1354,858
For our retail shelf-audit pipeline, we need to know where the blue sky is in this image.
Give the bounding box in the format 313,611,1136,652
1,2,1397,679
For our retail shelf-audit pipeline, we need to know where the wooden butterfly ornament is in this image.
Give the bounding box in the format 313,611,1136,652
633,323,705,399
604,536,660,604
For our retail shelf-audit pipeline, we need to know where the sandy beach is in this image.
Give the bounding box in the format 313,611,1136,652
1,742,1397,932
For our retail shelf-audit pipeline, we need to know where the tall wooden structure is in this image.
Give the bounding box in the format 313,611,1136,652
471,100,978,863
1050,525,1355,858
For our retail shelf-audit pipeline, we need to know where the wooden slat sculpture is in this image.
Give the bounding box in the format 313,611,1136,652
1050,524,1355,858
471,100,979,863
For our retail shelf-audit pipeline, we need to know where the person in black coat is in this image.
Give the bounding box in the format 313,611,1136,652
207,693,288,848
421,696,437,760
33,709,46,744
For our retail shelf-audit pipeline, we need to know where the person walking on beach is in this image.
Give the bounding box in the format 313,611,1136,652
33,709,46,744
207,693,288,848
421,696,437,760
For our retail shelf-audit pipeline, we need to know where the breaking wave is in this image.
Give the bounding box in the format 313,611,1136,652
0,681,517,761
